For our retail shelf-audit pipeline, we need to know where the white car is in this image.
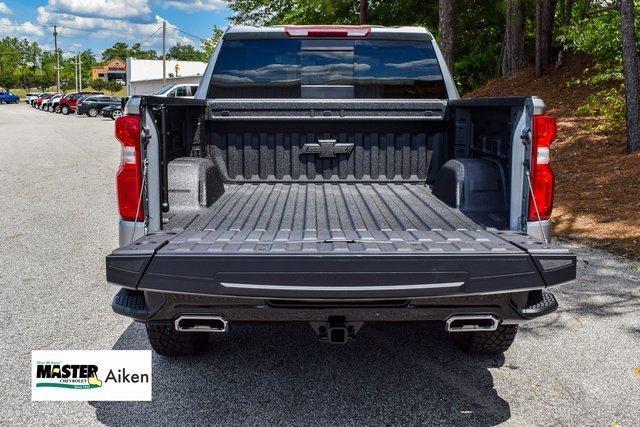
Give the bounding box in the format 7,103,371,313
25,93,40,104
153,84,199,98
45,94,63,112
49,94,64,112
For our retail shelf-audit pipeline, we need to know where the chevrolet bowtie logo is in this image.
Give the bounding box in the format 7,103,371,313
301,140,354,158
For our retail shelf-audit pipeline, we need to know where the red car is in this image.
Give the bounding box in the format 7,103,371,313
59,92,102,115
34,93,57,109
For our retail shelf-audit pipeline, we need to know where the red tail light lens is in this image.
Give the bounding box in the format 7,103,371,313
115,114,144,221
284,25,371,37
528,115,557,221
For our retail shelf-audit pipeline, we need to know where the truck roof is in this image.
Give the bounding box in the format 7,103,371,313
223,25,434,41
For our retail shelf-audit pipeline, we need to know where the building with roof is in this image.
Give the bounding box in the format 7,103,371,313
91,58,127,82
125,58,207,96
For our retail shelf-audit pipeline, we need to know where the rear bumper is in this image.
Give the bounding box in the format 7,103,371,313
112,287,560,324
106,231,576,301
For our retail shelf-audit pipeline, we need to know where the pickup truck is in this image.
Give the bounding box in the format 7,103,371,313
106,25,576,357
153,83,199,98
0,91,19,104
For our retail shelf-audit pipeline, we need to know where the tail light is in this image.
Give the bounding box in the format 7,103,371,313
528,115,557,221
115,114,144,221
284,25,371,37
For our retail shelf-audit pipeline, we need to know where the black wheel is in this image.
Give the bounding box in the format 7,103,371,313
87,107,98,117
55,105,61,113
145,324,209,357
61,105,69,115
111,109,122,120
452,324,518,354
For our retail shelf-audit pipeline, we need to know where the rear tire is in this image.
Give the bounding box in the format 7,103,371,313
452,324,518,354
61,105,69,115
55,105,61,113
145,324,209,357
111,109,122,120
87,107,98,117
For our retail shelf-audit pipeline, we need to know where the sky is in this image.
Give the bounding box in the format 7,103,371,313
0,0,232,57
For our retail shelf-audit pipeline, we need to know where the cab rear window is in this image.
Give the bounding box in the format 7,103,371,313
207,38,448,99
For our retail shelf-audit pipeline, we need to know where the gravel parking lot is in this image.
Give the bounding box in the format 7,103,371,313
1,103,639,425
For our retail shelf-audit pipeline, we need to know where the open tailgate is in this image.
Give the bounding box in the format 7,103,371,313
106,230,575,300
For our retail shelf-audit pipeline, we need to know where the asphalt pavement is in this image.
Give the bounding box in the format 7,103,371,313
0,103,638,425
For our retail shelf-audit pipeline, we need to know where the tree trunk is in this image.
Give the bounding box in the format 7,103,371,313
501,0,526,76
561,0,574,27
359,0,368,25
535,0,557,77
438,0,455,73
620,0,640,153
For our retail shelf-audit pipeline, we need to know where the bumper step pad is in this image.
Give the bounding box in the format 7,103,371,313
514,290,559,319
112,288,149,319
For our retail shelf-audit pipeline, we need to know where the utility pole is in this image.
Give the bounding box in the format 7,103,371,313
78,53,82,92
162,20,167,86
74,53,78,92
53,25,60,92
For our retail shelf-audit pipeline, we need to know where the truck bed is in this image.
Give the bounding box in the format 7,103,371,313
108,181,575,300
164,182,495,254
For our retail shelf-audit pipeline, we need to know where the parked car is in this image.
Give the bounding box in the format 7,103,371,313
51,93,74,113
45,94,63,112
101,104,123,120
76,95,121,117
36,93,57,109
41,95,53,111
0,91,20,104
59,92,102,115
106,25,577,357
25,93,41,104
31,93,49,107
153,83,199,98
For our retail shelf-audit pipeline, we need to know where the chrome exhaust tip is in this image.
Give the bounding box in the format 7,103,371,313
445,314,500,332
174,315,229,333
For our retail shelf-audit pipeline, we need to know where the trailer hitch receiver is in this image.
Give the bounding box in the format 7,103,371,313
310,317,363,344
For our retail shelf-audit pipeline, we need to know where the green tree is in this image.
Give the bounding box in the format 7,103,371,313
102,42,130,61
0,37,25,86
129,42,158,60
101,42,157,62
89,78,107,92
104,80,123,94
18,73,37,90
0,71,17,90
79,49,97,82
168,42,207,62
60,78,75,92
34,73,55,91
202,26,224,59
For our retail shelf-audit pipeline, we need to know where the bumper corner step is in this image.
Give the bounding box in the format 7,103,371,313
514,290,558,319
112,288,150,320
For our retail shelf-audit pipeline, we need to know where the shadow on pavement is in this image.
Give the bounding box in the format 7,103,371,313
92,322,510,425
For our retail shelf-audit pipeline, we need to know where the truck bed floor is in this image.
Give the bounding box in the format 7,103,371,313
163,183,516,254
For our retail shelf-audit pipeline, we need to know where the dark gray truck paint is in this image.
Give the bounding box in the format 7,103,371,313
107,28,576,329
